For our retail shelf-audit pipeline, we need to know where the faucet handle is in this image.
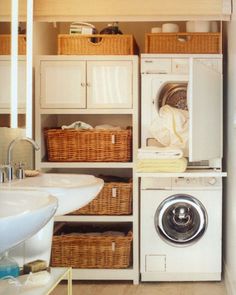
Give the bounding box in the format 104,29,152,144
16,162,25,180
0,167,6,183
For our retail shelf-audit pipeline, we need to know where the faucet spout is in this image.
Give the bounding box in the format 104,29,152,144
7,136,40,166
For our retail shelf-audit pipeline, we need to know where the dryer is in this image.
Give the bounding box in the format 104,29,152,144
141,54,223,163
140,176,222,281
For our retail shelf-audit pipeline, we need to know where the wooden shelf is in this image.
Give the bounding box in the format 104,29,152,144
71,267,139,283
40,108,134,115
40,162,134,169
54,215,134,223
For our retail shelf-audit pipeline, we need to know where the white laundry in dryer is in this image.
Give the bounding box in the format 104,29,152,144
140,177,222,281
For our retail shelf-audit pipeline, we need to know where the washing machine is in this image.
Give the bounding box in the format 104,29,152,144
140,176,222,281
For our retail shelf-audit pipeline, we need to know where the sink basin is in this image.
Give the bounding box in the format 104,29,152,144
0,189,58,254
2,173,104,216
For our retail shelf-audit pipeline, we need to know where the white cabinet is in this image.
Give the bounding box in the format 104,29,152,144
87,60,132,109
39,57,133,109
35,55,139,284
40,60,86,108
0,57,26,110
141,54,223,162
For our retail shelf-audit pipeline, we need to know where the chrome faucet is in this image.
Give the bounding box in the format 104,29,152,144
5,136,40,181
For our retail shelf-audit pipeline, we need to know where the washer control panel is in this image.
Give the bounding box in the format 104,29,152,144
141,177,222,190
172,177,222,189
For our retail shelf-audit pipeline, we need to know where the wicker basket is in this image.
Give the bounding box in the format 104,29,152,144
71,178,132,215
44,128,132,162
51,224,133,269
0,35,26,55
145,33,221,54
58,34,138,55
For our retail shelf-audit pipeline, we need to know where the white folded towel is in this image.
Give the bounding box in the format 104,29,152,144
138,146,183,160
61,121,93,130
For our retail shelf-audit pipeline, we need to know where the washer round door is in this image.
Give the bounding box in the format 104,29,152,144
155,194,207,246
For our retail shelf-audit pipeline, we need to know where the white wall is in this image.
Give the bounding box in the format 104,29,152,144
224,1,236,294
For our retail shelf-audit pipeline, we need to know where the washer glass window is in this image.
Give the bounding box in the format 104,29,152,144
155,194,207,246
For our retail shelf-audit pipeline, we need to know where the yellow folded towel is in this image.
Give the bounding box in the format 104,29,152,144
137,158,187,173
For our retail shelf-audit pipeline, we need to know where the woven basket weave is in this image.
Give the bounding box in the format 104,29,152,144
44,128,132,162
145,32,221,54
71,180,132,215
0,35,26,55
58,34,138,55
51,225,133,269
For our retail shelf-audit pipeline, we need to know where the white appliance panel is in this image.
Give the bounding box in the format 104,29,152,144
189,58,222,161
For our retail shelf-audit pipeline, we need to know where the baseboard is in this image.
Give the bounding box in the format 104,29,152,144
224,261,236,295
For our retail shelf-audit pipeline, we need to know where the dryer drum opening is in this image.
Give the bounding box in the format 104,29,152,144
155,194,208,246
157,83,188,112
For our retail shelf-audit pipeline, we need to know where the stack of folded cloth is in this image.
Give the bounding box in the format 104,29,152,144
137,146,187,173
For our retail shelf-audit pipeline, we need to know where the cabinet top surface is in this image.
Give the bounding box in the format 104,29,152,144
37,55,139,61
141,53,223,59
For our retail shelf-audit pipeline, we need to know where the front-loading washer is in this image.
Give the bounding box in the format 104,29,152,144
140,176,222,281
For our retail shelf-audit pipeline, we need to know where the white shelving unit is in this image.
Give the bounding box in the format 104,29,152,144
35,55,139,284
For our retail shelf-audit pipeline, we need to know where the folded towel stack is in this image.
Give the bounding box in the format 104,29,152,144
137,158,187,173
137,146,187,173
138,146,183,160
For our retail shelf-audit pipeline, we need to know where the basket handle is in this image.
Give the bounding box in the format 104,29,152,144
177,35,191,43
112,187,117,198
111,134,116,144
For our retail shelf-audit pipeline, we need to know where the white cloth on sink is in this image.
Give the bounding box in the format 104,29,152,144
149,105,189,154
138,146,184,160
61,121,93,130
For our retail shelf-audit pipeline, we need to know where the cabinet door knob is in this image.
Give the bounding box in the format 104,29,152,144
87,82,91,87
80,82,86,87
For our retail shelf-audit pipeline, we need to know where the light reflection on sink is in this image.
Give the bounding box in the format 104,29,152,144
3,173,104,216
0,189,57,254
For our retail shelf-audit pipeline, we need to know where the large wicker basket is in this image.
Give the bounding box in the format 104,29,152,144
44,128,132,162
58,34,138,55
0,35,26,55
51,224,133,269
70,177,132,215
145,32,221,54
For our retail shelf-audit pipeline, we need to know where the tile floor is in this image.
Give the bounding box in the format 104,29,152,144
51,281,227,295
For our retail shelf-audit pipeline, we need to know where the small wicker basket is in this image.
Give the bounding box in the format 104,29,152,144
58,34,138,55
44,128,132,162
0,35,26,55
51,224,133,269
145,32,221,54
71,177,132,215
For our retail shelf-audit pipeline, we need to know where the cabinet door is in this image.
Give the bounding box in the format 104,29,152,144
188,58,222,161
0,60,26,109
86,61,132,109
40,61,86,108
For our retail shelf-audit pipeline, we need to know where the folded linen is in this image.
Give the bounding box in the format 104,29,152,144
61,121,93,130
138,146,183,160
137,158,187,173
94,124,122,131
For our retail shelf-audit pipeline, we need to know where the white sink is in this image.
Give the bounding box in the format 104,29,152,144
0,189,58,254
3,173,104,215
